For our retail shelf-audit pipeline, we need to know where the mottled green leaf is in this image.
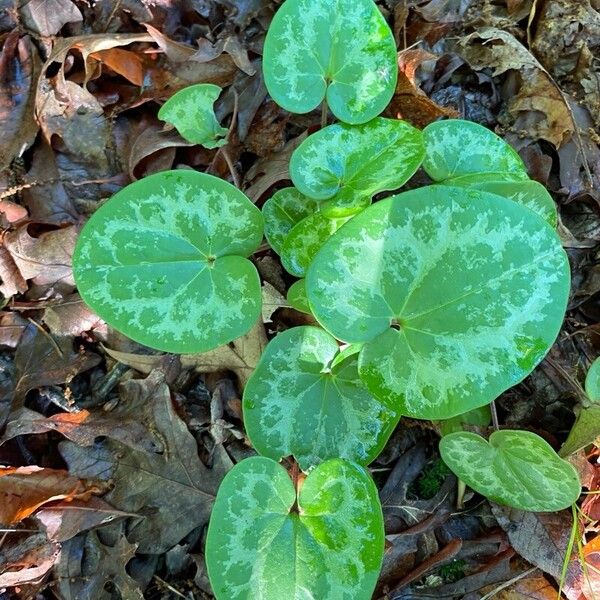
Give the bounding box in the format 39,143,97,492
439,405,492,436
243,327,399,469
262,187,319,255
445,176,557,227
559,405,600,456
291,118,425,215
206,456,384,600
423,120,527,181
306,185,569,419
440,430,581,511
585,356,600,403
287,279,311,314
281,212,352,277
158,84,228,149
263,0,397,124
73,170,263,353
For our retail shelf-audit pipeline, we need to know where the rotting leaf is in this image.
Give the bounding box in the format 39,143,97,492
0,33,41,172
13,322,101,404
59,370,232,553
0,465,103,524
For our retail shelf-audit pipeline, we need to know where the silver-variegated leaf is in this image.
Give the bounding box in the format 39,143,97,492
243,327,400,469
281,212,352,277
263,0,397,124
306,185,570,419
440,430,581,511
206,456,384,600
445,175,557,227
73,170,263,353
423,119,527,181
262,187,319,255
287,279,311,314
290,117,425,215
158,84,228,148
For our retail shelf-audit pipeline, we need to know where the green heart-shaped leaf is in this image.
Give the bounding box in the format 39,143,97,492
263,187,320,255
281,212,352,277
73,170,263,353
585,356,600,403
290,117,425,216
206,456,384,600
243,326,399,469
445,176,557,227
287,279,311,314
306,185,569,419
158,84,228,148
263,0,397,124
423,120,527,181
440,430,581,511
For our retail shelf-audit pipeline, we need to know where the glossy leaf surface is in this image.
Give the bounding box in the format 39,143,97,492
423,120,527,181
73,171,263,353
262,187,319,255
306,186,570,419
281,212,351,277
440,430,581,511
287,279,311,314
206,456,384,600
263,0,397,124
291,118,424,215
158,84,228,148
445,176,557,227
243,327,400,469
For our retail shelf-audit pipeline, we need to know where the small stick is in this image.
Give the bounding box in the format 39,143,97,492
490,399,500,431
221,147,241,188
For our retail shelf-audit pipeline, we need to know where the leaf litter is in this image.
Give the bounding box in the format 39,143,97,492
0,0,599,598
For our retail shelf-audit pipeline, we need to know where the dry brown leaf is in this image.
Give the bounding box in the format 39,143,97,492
493,572,559,599
13,322,101,403
19,0,83,37
0,311,28,347
36,497,134,542
0,33,41,172
42,293,103,337
3,223,78,289
459,27,573,147
59,370,233,553
88,48,145,86
55,525,143,600
192,34,256,76
0,532,60,588
104,318,267,388
492,505,583,600
0,465,102,524
244,133,306,201
0,244,27,298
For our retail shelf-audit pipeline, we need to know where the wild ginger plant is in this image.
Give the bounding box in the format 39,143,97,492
72,0,582,597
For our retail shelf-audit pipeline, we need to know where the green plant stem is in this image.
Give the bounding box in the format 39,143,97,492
456,479,466,509
321,100,328,129
490,400,500,431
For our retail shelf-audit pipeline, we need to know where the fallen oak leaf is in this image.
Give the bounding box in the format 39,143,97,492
0,531,60,588
13,321,101,404
59,370,233,553
19,0,83,37
0,465,104,524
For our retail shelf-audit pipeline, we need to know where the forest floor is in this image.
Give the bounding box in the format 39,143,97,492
0,0,600,598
